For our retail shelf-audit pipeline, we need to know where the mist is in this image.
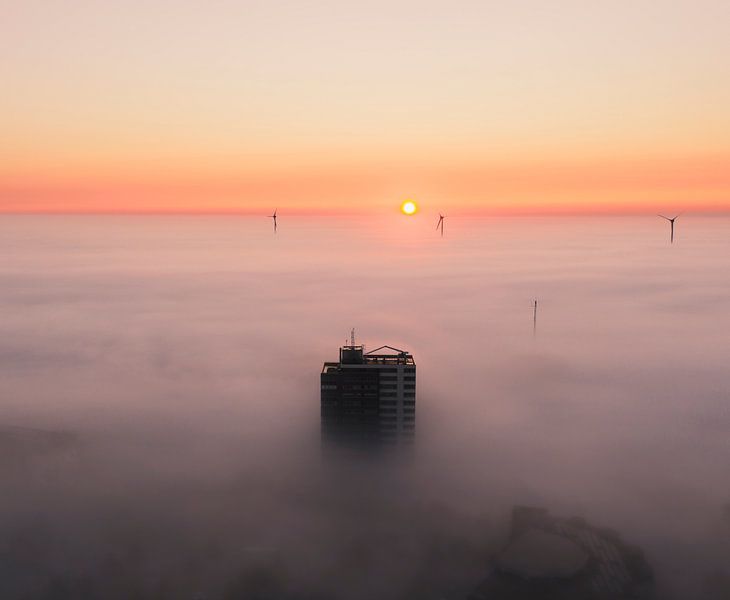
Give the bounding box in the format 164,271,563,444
1,214,729,599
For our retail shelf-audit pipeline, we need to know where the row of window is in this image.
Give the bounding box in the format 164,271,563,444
379,383,415,389
380,423,414,430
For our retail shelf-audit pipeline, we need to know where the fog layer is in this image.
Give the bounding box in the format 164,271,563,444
1,215,729,599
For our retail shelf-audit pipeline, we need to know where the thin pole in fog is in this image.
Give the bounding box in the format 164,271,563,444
658,213,681,243
533,299,538,337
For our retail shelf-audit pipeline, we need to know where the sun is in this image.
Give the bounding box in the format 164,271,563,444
401,200,418,215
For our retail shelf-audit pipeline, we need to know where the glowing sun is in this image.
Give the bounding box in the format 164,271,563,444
401,200,418,215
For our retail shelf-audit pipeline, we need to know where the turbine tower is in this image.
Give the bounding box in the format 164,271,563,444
269,209,277,232
436,213,445,237
658,213,681,243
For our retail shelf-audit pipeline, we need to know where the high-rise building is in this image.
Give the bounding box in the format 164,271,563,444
321,343,416,445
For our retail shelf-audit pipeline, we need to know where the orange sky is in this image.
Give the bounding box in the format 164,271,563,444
2,1,729,214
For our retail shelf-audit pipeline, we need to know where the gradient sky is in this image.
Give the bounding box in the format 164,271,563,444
2,0,729,213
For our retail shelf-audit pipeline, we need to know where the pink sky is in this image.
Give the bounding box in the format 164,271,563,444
2,1,729,214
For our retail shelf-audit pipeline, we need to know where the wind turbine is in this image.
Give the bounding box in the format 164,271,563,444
269,209,277,233
436,213,445,237
658,213,681,243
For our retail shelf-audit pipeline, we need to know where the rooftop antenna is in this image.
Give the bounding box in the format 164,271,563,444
269,209,277,233
436,213,445,237
658,213,681,243
350,328,355,346
533,299,538,337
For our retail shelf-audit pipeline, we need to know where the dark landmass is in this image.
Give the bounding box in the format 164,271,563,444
469,506,655,600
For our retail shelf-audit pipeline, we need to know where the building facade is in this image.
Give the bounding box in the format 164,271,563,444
321,344,416,445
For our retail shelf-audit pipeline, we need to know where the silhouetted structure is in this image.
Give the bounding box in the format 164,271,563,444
436,213,445,237
321,343,415,446
269,209,277,232
658,213,680,243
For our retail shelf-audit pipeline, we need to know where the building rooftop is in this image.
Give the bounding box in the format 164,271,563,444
322,344,415,373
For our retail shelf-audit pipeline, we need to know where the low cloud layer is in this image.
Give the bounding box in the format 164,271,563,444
1,215,729,599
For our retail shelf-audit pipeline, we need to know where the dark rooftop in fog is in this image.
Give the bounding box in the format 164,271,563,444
322,344,415,372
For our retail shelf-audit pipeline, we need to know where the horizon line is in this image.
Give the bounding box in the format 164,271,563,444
2,208,729,217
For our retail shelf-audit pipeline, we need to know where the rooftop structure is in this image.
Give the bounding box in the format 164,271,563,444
322,344,415,371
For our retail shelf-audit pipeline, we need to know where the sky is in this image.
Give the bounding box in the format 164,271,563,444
2,0,730,214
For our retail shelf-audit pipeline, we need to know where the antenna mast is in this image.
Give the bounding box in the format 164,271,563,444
533,299,538,337
350,328,355,346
